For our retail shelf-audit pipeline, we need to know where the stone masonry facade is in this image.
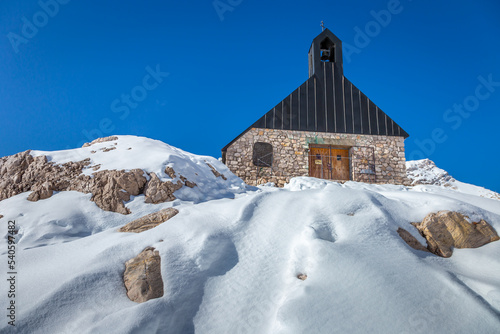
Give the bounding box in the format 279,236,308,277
224,128,409,187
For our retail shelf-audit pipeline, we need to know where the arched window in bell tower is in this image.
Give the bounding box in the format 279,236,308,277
320,38,335,62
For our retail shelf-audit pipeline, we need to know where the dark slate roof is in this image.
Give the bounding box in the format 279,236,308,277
222,29,409,152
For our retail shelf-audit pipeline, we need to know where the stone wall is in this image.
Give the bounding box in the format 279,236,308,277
224,128,408,187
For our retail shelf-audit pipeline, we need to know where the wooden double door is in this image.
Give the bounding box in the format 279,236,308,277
308,145,350,181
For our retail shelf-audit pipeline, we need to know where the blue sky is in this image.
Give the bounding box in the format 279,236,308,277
1,0,499,192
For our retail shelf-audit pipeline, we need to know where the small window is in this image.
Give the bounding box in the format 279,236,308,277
337,155,341,161
253,142,273,167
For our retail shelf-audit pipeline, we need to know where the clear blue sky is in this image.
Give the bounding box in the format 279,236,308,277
1,0,500,192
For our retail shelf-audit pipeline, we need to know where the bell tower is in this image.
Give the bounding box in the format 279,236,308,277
308,28,343,78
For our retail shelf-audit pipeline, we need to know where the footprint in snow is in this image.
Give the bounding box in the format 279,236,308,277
289,221,337,281
310,222,337,243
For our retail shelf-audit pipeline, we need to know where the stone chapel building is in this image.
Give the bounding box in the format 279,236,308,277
221,29,409,187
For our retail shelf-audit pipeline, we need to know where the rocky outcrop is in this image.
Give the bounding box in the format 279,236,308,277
397,227,429,253
165,167,197,188
0,150,151,214
119,208,179,233
406,159,500,200
82,136,119,147
27,182,54,202
85,169,148,215
412,211,499,257
0,149,201,214
0,151,90,202
406,159,455,187
206,163,227,180
164,166,176,179
0,215,3,219
124,247,164,303
180,175,196,188
144,173,183,204
101,146,116,152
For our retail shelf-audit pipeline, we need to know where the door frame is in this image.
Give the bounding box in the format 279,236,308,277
308,144,352,181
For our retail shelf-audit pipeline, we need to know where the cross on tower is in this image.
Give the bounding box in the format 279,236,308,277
321,21,325,31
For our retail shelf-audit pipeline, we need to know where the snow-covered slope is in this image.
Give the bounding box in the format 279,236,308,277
31,135,247,203
1,139,499,334
407,159,500,200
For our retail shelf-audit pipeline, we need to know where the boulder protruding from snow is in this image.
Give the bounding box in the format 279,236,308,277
124,247,164,303
119,208,179,233
412,211,500,257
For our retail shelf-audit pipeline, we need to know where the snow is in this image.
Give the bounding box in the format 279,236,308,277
1,137,500,333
